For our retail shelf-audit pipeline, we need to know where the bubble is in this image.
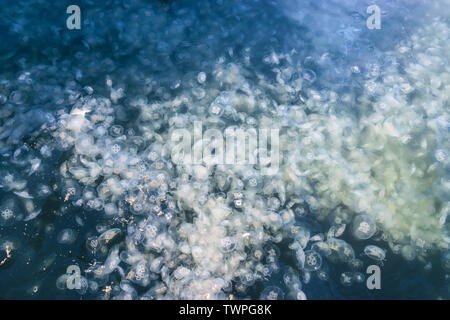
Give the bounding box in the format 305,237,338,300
352,214,377,240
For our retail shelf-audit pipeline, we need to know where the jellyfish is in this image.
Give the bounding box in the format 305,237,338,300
303,250,322,272
340,272,354,287
363,245,386,264
353,272,365,284
352,214,377,240
260,286,284,300
57,229,76,245
401,245,416,261
219,237,237,253
441,250,450,272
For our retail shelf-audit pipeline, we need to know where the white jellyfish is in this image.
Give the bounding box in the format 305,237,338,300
352,214,377,240
363,245,386,263
57,228,76,245
260,286,284,300
303,250,322,272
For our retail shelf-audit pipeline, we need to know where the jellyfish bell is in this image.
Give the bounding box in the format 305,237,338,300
363,245,386,263
0,196,21,226
260,286,284,300
303,250,322,272
340,272,354,287
57,228,77,245
352,214,377,240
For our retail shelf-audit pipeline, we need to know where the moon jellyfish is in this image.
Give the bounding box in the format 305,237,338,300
302,69,316,84
441,251,450,272
348,258,364,271
219,237,237,253
260,286,284,300
401,245,416,261
353,272,365,284
352,214,377,240
296,247,305,269
294,290,307,300
197,72,207,84
240,271,256,286
0,198,20,226
57,228,76,245
317,270,329,281
311,241,332,257
363,245,386,263
328,238,355,263
109,125,124,137
98,228,122,246
340,272,354,287
303,250,322,272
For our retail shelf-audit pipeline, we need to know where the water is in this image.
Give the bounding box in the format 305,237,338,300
0,0,449,299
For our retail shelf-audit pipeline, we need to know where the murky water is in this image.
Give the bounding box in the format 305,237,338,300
0,0,449,299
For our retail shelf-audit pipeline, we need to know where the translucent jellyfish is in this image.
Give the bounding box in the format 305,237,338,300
303,250,322,272
363,245,386,263
302,69,317,84
340,272,354,287
328,224,346,238
56,274,70,290
208,103,224,117
296,247,305,269
352,214,377,240
441,251,450,272
401,245,416,261
197,72,207,84
104,203,118,216
317,270,329,281
173,266,191,280
0,207,15,226
57,228,76,245
61,179,80,202
348,258,364,271
353,272,365,284
98,228,121,246
131,199,147,215
294,290,307,300
311,241,332,257
240,271,256,286
109,125,124,137
219,237,237,253
260,286,284,300
328,238,355,262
